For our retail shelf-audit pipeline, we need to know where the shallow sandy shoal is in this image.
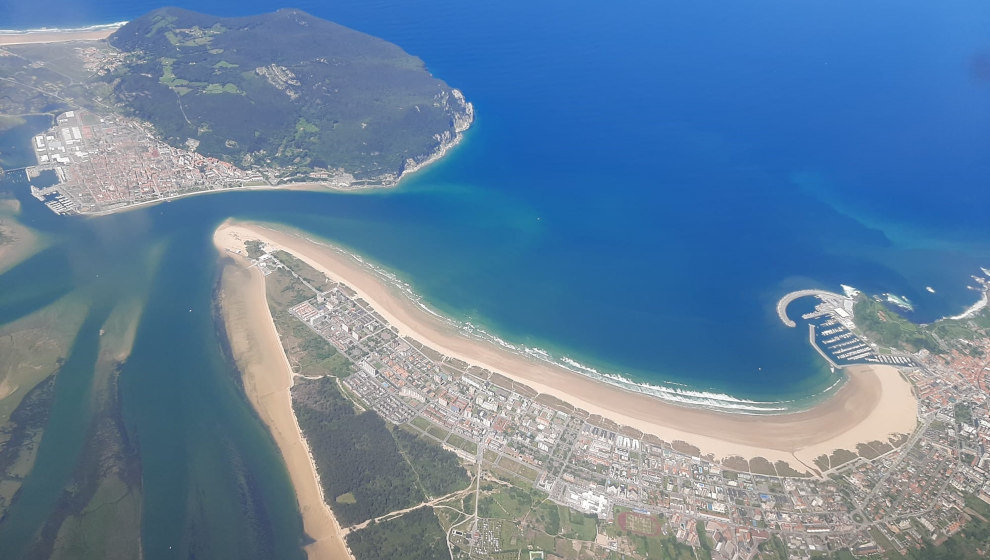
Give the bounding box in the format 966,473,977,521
0,217,42,275
216,247,352,560
216,222,919,473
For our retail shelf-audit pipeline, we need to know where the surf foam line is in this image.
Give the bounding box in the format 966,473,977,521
295,231,837,415
0,22,128,34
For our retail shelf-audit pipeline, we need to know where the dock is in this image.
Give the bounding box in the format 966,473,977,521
776,289,846,327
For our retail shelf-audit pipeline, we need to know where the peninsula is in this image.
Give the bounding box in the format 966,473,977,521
1,8,473,215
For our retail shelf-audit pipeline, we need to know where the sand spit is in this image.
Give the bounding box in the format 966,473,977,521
0,27,119,46
216,246,353,560
215,221,919,475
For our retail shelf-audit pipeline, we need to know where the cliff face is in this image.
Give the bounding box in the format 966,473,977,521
106,7,472,183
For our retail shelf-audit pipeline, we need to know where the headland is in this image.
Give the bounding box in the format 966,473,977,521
3,8,474,216
214,221,919,473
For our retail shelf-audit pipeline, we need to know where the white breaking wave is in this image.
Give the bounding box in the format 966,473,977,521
0,22,128,34
456,321,803,414
294,229,832,415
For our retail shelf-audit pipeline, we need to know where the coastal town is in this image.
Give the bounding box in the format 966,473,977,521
2,9,989,560
27,109,264,214
0,23,474,216
244,242,990,560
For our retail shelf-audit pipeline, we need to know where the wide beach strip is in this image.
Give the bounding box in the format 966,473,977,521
216,241,353,560
215,222,919,474
0,27,120,46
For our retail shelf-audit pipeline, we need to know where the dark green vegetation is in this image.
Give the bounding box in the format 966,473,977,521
393,427,471,498
892,495,990,560
0,375,58,517
262,256,351,378
854,298,940,353
897,516,990,560
292,377,468,525
954,403,973,425
606,508,695,560
346,506,450,560
929,308,990,359
696,521,714,560
264,242,469,524
106,8,472,182
757,535,789,560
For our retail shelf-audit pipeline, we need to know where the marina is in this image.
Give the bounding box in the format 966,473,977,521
780,290,916,369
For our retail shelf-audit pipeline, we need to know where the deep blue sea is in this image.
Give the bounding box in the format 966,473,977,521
1,0,989,555
5,0,990,399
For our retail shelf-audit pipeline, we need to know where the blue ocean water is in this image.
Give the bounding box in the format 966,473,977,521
2,0,989,555
5,0,990,401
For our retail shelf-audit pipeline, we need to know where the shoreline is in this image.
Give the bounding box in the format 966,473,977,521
0,24,123,46
949,288,989,321
214,221,920,473
47,131,470,217
215,247,353,560
78,182,330,218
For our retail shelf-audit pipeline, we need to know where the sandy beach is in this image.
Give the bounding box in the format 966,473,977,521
0,27,119,46
215,221,919,475
216,247,353,560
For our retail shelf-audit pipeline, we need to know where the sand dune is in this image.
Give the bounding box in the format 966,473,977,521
215,221,919,475
216,248,353,560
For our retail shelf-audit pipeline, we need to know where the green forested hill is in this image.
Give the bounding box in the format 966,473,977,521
105,7,472,182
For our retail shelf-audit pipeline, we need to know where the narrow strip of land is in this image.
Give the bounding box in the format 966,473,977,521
215,221,919,470
216,248,353,560
0,28,119,46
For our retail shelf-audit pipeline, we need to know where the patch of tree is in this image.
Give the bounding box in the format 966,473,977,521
244,240,264,259
391,427,470,498
954,402,973,425
291,377,424,525
853,298,940,354
902,516,990,560
271,250,328,290
346,506,450,560
105,7,471,180
697,520,714,560
296,332,351,377
0,374,58,488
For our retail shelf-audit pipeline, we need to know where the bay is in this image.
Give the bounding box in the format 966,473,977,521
0,0,989,554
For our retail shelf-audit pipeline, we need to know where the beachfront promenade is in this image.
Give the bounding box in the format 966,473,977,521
776,289,846,327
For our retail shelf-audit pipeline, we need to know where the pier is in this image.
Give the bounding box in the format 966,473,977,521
808,324,838,368
776,289,846,327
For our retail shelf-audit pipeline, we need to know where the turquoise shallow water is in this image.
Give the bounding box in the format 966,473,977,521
1,0,990,554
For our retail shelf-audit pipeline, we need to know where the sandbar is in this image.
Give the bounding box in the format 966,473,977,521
215,221,919,475
216,246,353,560
0,28,118,46
0,206,43,275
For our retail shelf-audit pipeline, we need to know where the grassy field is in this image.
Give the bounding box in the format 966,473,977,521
262,264,351,378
